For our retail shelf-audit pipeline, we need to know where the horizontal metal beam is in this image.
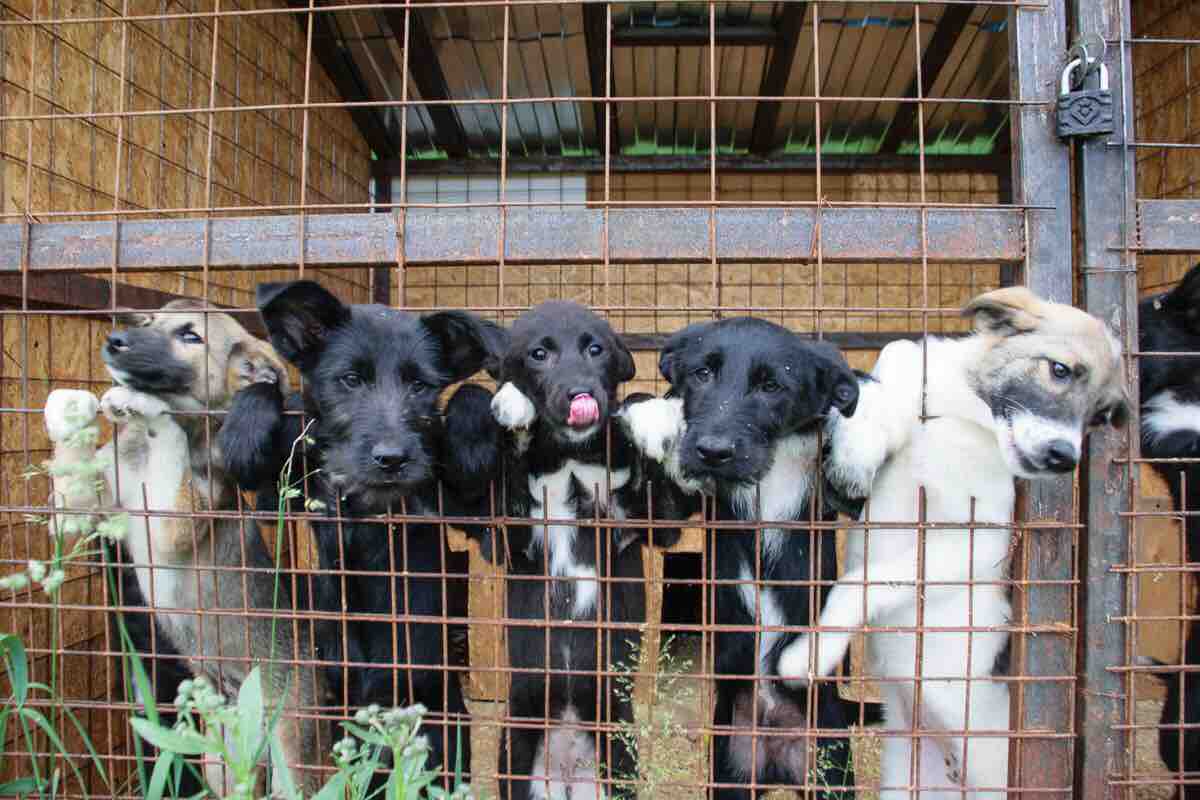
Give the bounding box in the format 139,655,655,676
1137,200,1200,252
375,153,1010,176
0,208,1024,271
623,331,933,351
611,24,778,47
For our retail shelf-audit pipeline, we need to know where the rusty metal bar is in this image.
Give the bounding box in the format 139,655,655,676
1136,200,1200,251
1007,0,1076,793
0,207,1025,272
1073,0,1136,795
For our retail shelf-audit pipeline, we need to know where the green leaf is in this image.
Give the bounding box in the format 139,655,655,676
20,708,88,796
269,735,301,800
0,777,41,796
342,721,389,747
0,633,30,706
144,750,177,800
235,668,265,767
312,772,348,800
129,717,212,756
122,640,160,726
59,704,110,787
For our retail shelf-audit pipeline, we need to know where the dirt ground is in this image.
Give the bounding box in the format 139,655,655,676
460,636,1179,800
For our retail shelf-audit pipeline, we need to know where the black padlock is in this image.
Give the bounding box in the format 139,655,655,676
1056,57,1115,139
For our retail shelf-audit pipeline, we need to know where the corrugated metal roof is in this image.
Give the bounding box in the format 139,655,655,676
322,1,1010,158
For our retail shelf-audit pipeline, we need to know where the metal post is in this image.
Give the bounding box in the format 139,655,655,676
1072,0,1137,796
1008,0,1076,795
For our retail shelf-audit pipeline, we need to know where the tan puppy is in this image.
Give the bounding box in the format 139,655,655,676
44,300,326,795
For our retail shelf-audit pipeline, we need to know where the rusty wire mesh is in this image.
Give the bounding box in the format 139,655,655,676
0,0,1153,797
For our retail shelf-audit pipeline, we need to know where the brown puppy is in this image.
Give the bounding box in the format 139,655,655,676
44,300,326,795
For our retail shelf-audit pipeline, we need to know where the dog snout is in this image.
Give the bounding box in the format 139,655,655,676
1040,439,1078,473
568,386,592,399
696,436,735,467
371,443,411,473
106,331,131,353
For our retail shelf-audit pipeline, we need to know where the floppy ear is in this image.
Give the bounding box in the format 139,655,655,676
659,322,707,385
255,280,350,371
423,311,510,384
113,308,152,328
808,342,860,418
227,337,291,397
610,333,636,384
1161,262,1200,330
963,287,1045,336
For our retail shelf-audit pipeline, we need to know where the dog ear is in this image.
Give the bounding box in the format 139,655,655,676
255,281,350,371
806,342,860,419
227,337,291,397
1161,262,1200,330
659,322,707,384
610,333,636,384
963,287,1045,336
112,308,152,328
423,311,510,384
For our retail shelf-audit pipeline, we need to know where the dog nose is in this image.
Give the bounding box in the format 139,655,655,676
696,436,735,466
106,332,130,353
1041,439,1078,473
371,444,411,473
568,387,592,399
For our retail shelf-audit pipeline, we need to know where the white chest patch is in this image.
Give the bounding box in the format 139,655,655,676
528,461,631,618
527,706,604,800
1144,390,1200,444
737,563,786,680
731,434,818,565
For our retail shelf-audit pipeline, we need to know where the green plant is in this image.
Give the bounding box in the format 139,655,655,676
611,633,703,797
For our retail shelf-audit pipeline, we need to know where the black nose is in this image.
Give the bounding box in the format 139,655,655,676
371,445,411,473
1042,439,1078,473
696,436,735,467
107,332,130,352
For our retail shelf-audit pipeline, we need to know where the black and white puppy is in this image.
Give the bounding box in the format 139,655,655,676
220,280,506,782
619,317,863,799
1140,263,1200,792
482,300,684,800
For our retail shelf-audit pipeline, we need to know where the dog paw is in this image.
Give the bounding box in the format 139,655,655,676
491,382,536,430
777,636,814,689
823,409,885,500
617,397,684,462
45,390,101,442
100,386,169,423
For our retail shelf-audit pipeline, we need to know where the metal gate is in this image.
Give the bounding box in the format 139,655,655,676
0,0,1192,795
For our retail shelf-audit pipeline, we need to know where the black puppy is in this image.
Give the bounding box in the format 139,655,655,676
619,317,864,799
220,280,506,783
1141,263,1200,792
479,300,685,800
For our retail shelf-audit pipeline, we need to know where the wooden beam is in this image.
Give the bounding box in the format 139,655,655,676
582,3,614,154
612,24,778,47
382,5,469,158
287,1,397,158
879,4,975,153
749,2,808,156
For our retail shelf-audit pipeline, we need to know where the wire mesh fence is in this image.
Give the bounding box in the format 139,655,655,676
0,0,1182,797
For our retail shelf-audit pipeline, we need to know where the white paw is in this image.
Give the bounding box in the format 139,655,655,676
45,390,100,442
823,408,885,500
100,386,169,423
491,382,536,430
617,397,684,462
777,636,814,689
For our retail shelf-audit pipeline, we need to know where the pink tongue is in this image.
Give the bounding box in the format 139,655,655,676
567,394,600,427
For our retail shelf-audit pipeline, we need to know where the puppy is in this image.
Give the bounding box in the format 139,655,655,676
480,300,685,800
619,317,864,799
1139,262,1200,791
220,280,506,784
44,300,326,795
777,287,1129,799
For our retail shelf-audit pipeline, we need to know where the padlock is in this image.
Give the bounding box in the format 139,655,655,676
1056,57,1114,139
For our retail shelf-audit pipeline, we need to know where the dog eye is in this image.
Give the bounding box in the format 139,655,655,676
760,380,782,394
587,343,604,357
1050,361,1072,381
340,373,364,389
530,347,548,362
410,380,429,394
692,366,713,382
177,330,203,345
